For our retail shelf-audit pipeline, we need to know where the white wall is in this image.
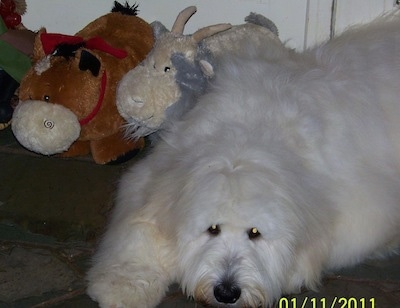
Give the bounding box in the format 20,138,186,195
334,0,395,35
23,0,397,51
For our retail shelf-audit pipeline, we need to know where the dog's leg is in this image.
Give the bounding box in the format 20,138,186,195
86,218,174,308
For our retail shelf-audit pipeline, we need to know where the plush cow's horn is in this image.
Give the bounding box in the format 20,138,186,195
171,6,197,35
192,23,232,43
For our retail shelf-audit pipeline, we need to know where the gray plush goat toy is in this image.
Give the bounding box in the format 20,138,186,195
116,6,282,139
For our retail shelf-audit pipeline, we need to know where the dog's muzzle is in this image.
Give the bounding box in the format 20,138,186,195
214,282,241,304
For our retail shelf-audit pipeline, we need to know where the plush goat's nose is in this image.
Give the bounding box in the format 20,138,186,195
132,98,145,107
214,282,241,304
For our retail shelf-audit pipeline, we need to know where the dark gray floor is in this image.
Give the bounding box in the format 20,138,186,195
1,127,399,307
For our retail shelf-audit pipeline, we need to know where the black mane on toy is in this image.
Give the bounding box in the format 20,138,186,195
53,42,85,59
112,1,139,16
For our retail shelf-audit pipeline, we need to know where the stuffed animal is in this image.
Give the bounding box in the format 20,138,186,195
0,0,25,29
11,1,154,164
116,6,282,139
0,0,34,129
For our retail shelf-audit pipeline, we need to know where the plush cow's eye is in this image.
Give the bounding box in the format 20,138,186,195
208,224,221,236
248,227,261,239
44,95,50,102
164,66,171,72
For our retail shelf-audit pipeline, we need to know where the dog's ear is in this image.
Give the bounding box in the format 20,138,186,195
79,50,101,77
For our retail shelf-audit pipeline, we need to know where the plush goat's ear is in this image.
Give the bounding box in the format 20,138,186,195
150,21,169,39
199,60,214,78
79,50,101,77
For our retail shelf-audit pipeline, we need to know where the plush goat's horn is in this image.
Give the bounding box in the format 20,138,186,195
192,23,232,43
171,6,197,35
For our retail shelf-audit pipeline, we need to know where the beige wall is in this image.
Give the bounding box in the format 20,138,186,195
23,0,396,51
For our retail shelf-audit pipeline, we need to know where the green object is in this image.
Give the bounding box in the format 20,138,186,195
0,16,7,34
0,16,32,82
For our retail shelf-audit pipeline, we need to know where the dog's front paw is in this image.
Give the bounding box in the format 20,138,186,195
87,276,167,308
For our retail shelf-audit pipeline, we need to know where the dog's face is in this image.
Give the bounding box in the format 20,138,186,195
166,153,321,307
177,215,296,307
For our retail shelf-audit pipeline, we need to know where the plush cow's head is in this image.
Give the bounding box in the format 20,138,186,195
116,6,231,138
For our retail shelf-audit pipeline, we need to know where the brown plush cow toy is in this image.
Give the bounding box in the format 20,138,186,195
11,2,154,164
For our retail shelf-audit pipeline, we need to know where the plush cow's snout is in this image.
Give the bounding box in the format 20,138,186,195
12,100,81,155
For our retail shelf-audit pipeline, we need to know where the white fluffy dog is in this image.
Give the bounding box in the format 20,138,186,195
87,12,400,308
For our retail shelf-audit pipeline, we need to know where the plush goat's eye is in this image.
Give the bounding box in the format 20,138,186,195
44,95,50,102
248,227,261,239
164,66,171,72
208,224,221,236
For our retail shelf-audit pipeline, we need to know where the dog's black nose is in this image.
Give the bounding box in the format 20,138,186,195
214,282,241,304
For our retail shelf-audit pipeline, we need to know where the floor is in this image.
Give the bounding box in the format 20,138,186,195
0,126,400,308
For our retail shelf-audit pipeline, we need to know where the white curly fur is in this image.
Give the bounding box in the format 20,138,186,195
87,11,400,308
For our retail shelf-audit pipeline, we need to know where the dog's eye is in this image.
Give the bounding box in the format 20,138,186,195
208,224,221,236
164,66,171,72
44,95,50,102
248,227,261,239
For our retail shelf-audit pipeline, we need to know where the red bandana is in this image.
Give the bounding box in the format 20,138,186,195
40,33,128,59
79,71,107,126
